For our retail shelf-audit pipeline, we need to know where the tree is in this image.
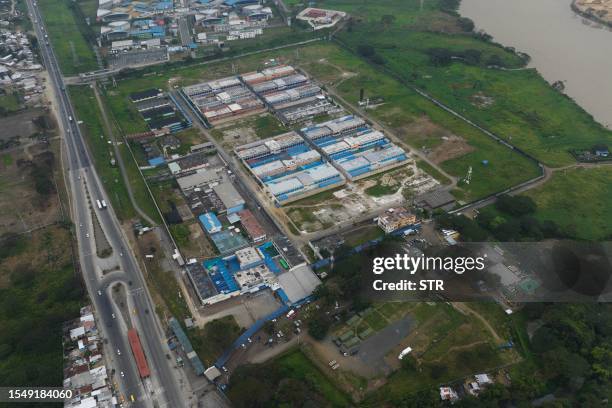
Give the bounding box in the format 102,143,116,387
457,17,475,32
495,194,537,216
307,311,331,340
381,14,396,29
263,321,275,335
357,44,375,58
426,48,453,66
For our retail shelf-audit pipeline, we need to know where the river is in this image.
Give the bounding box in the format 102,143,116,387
459,0,612,127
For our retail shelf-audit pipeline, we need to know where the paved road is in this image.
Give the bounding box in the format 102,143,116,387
27,1,188,406
91,85,157,226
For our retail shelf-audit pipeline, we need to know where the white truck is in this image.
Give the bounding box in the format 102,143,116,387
96,200,102,209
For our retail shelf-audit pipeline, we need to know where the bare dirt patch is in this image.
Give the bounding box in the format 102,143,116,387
470,92,495,109
0,108,46,141
394,115,456,150
0,146,61,234
428,135,475,164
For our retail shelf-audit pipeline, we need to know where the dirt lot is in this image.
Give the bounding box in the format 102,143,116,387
428,134,475,164
285,162,438,233
0,141,62,234
0,108,48,141
196,289,282,328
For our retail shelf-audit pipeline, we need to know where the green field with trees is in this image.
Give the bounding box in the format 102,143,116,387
228,348,351,407
191,316,243,366
0,226,84,391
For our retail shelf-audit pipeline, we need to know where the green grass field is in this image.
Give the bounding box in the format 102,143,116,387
0,92,21,113
69,85,137,221
525,166,612,240
38,0,98,75
330,0,612,167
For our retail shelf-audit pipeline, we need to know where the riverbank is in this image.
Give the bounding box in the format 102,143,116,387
571,0,612,28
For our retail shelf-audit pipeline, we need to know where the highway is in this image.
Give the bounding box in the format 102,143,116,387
25,1,188,406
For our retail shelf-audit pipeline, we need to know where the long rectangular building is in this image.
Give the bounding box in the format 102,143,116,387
234,131,306,161
334,143,408,180
182,77,264,124
301,115,367,141
265,163,345,204
241,65,296,85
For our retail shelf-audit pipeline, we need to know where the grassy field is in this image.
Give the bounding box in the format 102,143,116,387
365,302,516,405
329,0,612,167
524,166,612,240
38,0,98,75
69,85,137,221
0,92,21,113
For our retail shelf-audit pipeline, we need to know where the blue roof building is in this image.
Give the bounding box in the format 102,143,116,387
148,156,165,167
199,213,222,234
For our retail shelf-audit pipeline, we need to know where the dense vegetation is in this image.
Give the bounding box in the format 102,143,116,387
191,316,243,366
437,194,564,241
228,349,351,408
0,227,83,396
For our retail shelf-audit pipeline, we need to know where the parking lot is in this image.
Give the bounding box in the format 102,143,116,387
108,48,169,69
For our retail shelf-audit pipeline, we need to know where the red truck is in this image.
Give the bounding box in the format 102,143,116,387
127,329,150,379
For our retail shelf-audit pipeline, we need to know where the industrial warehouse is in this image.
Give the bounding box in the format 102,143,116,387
181,76,265,124
302,115,409,180
233,115,409,204
242,64,342,124
234,131,346,205
185,240,320,307
97,0,275,55
129,88,191,135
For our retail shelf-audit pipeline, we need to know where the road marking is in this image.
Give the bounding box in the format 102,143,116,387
130,287,145,294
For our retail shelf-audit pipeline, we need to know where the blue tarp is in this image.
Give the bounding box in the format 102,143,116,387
148,156,165,166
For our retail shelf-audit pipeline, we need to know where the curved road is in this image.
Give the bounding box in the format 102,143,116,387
26,1,187,406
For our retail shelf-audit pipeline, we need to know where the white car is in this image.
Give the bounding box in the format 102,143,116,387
120,371,125,378
117,349,121,356
97,290,102,296
111,313,116,319
85,233,89,238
